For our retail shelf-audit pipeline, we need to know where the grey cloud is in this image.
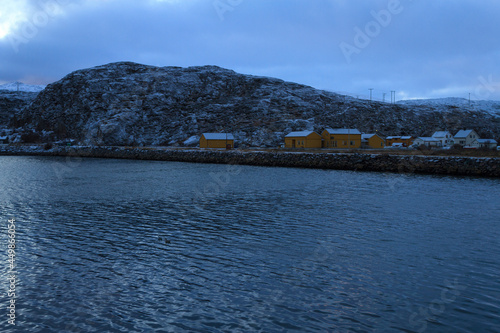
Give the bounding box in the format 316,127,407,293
0,0,499,100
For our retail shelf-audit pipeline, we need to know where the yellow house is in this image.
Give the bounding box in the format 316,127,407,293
361,133,385,149
386,136,414,148
322,128,362,148
200,133,234,149
284,131,322,148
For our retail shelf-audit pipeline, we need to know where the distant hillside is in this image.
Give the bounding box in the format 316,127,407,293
11,62,500,146
399,98,500,118
0,82,46,93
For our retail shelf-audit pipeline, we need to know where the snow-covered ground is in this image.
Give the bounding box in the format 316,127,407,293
0,82,46,93
398,97,500,118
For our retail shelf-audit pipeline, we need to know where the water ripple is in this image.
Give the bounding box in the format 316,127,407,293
0,157,499,332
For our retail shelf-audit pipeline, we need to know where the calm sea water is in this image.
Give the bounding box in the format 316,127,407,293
0,156,499,332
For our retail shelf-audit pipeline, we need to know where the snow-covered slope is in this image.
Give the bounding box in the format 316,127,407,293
0,82,46,93
399,98,500,118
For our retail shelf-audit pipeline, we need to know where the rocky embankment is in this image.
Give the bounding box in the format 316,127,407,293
1,146,498,177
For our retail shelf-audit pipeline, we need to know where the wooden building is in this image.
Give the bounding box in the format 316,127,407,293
386,136,414,148
470,139,497,149
200,133,234,149
322,128,361,148
432,131,454,148
284,131,322,148
413,137,442,148
361,134,385,149
454,130,479,147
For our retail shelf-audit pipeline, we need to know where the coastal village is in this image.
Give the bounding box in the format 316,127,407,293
3,128,497,151
199,129,499,150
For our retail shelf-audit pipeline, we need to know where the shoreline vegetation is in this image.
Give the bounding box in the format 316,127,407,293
0,144,499,178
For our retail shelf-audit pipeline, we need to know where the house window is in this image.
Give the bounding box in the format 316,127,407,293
350,141,355,146
333,141,337,147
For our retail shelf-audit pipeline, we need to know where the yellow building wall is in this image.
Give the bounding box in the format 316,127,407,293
285,133,322,148
321,132,362,148
200,137,234,148
368,136,385,148
387,138,414,147
284,138,298,148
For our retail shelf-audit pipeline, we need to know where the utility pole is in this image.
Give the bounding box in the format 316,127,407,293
383,93,387,103
16,82,20,92
391,91,396,104
369,88,373,101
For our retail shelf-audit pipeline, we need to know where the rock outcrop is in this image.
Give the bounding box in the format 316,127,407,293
12,62,500,146
0,91,38,128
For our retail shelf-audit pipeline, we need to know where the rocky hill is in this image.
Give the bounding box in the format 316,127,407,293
0,90,39,129
11,62,500,146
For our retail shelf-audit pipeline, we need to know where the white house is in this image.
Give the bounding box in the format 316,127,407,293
470,139,497,149
412,137,442,148
454,130,479,147
432,131,454,147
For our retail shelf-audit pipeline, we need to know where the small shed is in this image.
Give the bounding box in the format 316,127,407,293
470,139,497,149
0,136,9,144
386,136,414,148
200,133,235,149
284,131,322,148
413,137,442,148
361,134,385,149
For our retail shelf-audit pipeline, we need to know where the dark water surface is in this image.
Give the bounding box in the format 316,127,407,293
0,156,499,332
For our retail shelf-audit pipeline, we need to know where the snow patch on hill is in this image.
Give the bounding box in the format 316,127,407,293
399,98,500,118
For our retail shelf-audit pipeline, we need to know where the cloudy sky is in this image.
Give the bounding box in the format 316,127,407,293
0,0,499,101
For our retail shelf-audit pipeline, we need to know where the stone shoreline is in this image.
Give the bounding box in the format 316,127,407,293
1,145,499,177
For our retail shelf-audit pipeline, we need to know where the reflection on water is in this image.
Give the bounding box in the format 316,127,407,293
0,156,499,332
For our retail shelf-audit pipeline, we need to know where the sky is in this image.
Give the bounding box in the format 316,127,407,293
0,0,499,101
